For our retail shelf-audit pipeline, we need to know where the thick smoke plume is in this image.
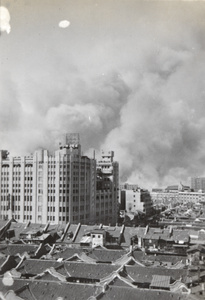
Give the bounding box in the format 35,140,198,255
1,1,205,189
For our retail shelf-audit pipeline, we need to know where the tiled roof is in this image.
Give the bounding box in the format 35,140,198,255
20,280,100,300
108,275,133,287
124,265,187,283
172,230,189,243
0,278,30,294
150,275,171,288
0,220,11,229
187,244,205,253
35,271,62,282
60,224,79,243
14,285,35,300
131,249,145,261
0,244,38,256
104,226,122,238
54,264,68,276
17,259,62,275
0,256,7,266
86,248,127,263
9,223,45,240
1,279,101,300
51,247,84,260
73,225,93,243
142,253,186,265
121,227,144,246
64,262,119,279
98,286,189,300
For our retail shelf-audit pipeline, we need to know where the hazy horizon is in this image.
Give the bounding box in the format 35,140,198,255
1,0,205,189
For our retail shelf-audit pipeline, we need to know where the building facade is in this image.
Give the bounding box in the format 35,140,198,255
119,183,138,190
0,134,119,225
191,177,205,192
150,190,205,206
121,188,153,216
96,151,119,225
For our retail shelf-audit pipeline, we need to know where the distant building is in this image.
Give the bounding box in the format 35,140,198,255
152,188,164,193
150,190,205,206
165,183,191,193
119,183,138,190
191,177,205,192
0,133,119,225
121,188,153,216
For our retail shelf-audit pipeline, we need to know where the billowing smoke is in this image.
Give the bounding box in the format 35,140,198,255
1,2,205,189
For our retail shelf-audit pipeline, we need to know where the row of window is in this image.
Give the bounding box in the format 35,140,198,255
48,196,55,202
1,189,9,193
24,206,32,211
47,216,55,221
59,206,69,212
24,215,32,220
48,206,55,212
24,196,32,201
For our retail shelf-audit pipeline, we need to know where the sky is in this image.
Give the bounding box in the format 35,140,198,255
1,0,205,189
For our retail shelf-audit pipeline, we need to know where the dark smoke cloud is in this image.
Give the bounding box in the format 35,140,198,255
1,1,205,189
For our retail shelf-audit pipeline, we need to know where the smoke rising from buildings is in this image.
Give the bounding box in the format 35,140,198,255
1,1,205,188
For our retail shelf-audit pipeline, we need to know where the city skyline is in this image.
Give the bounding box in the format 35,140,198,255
1,1,205,189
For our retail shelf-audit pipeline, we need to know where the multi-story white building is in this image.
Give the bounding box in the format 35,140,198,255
121,188,153,216
191,177,205,192
0,134,119,225
150,190,205,206
119,183,138,190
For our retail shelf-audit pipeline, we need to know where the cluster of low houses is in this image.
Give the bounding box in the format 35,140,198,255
0,219,204,299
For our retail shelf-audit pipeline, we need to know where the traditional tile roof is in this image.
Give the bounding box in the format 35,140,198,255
16,259,62,275
58,224,79,243
172,230,190,243
107,275,133,288
86,248,127,263
142,228,171,241
64,262,120,280
97,286,190,300
131,249,145,261
0,255,19,274
19,280,101,300
142,253,186,265
9,223,45,241
150,275,171,289
51,246,86,260
34,267,67,282
124,265,187,283
121,227,144,246
0,244,38,256
0,278,30,294
0,279,102,300
187,244,205,253
104,226,122,239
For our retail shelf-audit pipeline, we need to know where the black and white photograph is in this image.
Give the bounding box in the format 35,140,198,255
0,0,205,299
